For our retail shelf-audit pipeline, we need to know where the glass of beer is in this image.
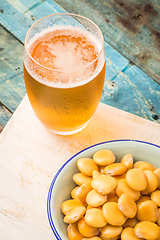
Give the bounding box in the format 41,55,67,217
23,13,106,135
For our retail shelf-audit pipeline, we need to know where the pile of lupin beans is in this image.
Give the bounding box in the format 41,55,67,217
61,149,160,240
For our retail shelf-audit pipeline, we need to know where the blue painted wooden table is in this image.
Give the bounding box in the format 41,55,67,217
0,0,160,133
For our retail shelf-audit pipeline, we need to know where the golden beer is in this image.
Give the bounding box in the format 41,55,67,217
23,14,106,135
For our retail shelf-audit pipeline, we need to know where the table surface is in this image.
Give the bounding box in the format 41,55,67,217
0,95,160,240
0,1,160,239
0,0,160,132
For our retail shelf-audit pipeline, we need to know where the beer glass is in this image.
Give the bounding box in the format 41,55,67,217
23,13,106,135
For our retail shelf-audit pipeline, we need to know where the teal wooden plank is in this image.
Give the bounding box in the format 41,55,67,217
55,0,160,84
0,0,67,42
8,0,44,9
28,0,66,20
101,65,160,123
104,42,129,79
0,84,22,112
123,66,160,122
0,25,23,71
0,103,12,133
0,70,25,112
0,1,34,43
8,0,66,13
0,25,25,113
0,102,12,133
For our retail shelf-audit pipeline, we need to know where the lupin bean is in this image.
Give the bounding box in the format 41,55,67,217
113,173,126,182
64,206,86,224
61,199,84,215
138,162,157,171
93,149,115,166
78,217,99,237
86,205,102,210
67,222,84,240
100,224,122,238
99,233,120,240
77,158,99,176
121,227,143,240
71,186,79,199
133,161,143,168
122,217,139,228
154,228,160,240
115,179,140,201
86,189,107,207
85,208,107,228
76,183,92,204
136,195,150,206
157,208,160,226
73,173,92,185
104,163,127,176
141,170,158,195
126,168,147,191
151,190,160,207
91,174,116,195
154,168,160,190
118,193,137,218
92,170,101,179
102,202,126,226
82,237,102,240
121,153,133,170
136,200,158,222
134,221,159,239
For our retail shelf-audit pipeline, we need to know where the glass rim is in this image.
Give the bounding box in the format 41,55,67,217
24,13,105,72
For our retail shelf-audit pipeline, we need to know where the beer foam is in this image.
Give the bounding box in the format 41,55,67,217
24,25,105,88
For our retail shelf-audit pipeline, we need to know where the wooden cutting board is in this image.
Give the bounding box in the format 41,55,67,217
0,95,160,240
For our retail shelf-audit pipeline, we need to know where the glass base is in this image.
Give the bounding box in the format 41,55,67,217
48,120,90,136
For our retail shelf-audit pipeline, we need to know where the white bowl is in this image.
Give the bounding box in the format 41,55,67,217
47,139,160,239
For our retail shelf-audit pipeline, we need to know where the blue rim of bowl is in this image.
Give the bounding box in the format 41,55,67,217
47,139,160,239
